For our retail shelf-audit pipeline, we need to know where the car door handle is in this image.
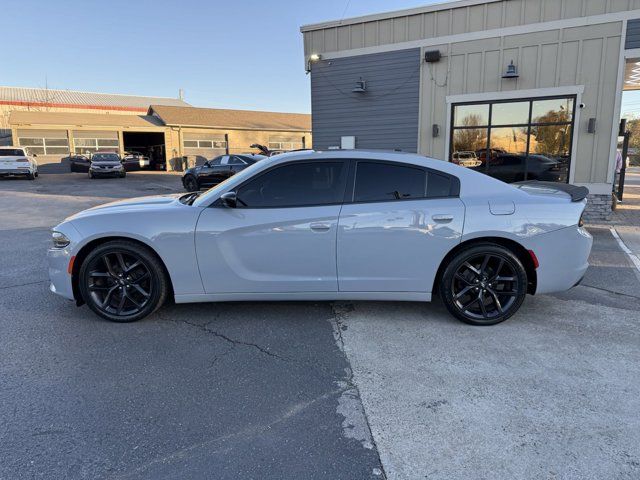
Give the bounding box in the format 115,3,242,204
310,223,331,232
432,214,454,223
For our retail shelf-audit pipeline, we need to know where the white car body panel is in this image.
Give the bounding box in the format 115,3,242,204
47,150,592,307
0,147,38,176
195,205,342,293
337,198,465,292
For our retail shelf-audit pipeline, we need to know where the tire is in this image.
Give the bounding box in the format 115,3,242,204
183,175,198,192
26,172,35,180
34,171,39,178
439,243,527,326
78,240,169,322
88,172,94,179
120,172,126,178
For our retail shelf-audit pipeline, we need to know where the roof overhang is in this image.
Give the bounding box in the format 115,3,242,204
300,0,502,32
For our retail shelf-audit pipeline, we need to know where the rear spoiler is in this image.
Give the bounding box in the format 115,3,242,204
514,181,589,202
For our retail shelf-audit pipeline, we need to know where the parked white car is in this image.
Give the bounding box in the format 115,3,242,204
0,146,38,180
48,150,592,326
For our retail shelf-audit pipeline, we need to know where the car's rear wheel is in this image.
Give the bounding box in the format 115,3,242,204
27,172,35,180
183,175,198,192
78,241,169,322
440,244,527,326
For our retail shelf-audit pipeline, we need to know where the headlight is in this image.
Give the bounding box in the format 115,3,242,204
52,231,70,248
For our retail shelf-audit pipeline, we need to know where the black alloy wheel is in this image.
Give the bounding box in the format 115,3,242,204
78,241,168,322
183,175,198,192
440,244,527,326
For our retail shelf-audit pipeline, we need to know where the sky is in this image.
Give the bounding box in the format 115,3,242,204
1,0,437,113
3,0,639,117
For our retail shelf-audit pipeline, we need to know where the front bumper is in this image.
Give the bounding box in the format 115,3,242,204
527,225,593,294
47,223,82,301
90,168,123,177
48,246,75,300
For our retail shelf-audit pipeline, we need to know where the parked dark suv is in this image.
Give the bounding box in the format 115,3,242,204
182,154,265,191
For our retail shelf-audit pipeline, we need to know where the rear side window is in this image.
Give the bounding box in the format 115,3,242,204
354,162,426,202
237,161,347,208
427,172,453,198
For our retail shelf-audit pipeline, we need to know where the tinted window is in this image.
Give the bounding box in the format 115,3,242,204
91,153,120,162
427,172,453,198
354,162,426,202
237,162,347,208
228,156,246,165
0,149,26,157
209,156,224,166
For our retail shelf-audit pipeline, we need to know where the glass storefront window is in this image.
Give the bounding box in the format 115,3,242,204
450,95,575,184
453,104,489,127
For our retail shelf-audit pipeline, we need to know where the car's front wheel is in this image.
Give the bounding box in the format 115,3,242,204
183,175,198,192
440,244,527,326
78,240,169,322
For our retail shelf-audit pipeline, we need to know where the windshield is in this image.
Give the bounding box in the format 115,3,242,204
92,153,120,162
0,149,26,157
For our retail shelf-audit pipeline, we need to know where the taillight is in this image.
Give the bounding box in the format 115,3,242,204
578,214,585,228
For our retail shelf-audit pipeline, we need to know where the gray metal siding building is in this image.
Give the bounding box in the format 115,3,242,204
302,0,640,219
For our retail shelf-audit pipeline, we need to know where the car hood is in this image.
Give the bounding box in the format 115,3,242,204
66,194,186,220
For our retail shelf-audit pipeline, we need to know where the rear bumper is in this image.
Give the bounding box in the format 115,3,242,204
527,225,593,294
0,168,32,176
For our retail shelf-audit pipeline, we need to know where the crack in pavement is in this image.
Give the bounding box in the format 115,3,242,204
580,283,640,300
113,386,351,479
176,317,289,362
0,279,47,290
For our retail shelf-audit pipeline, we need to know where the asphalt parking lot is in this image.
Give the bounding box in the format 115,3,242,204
1,172,639,479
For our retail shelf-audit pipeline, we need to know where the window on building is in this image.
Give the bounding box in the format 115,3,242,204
268,136,304,151
183,138,227,150
450,96,575,183
237,162,347,208
73,137,119,155
18,136,70,155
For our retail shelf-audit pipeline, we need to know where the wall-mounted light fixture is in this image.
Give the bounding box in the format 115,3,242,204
352,77,367,93
424,50,442,63
588,118,597,134
502,60,519,79
306,54,322,74
432,124,440,138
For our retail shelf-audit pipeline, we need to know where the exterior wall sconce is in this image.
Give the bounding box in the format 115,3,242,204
502,60,519,79
432,124,440,138
306,54,322,74
352,77,367,93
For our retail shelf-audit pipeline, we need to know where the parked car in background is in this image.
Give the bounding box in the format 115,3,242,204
88,153,125,179
452,151,481,168
0,146,38,180
182,153,266,191
49,150,592,326
66,154,92,173
123,152,150,170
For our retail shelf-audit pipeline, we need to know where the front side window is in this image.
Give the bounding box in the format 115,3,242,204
237,162,347,208
228,156,246,165
354,162,426,202
450,96,575,183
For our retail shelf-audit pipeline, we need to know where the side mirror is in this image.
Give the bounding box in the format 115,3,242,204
220,191,237,208
32,153,38,157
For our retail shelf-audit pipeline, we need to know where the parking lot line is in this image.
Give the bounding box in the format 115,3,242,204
610,227,640,272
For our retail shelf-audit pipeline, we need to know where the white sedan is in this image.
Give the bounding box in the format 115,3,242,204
0,146,38,179
48,150,592,326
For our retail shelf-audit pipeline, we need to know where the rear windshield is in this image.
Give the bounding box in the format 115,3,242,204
0,149,26,157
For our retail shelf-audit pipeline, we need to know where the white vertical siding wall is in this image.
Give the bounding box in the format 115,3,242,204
303,0,639,56
420,22,622,185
